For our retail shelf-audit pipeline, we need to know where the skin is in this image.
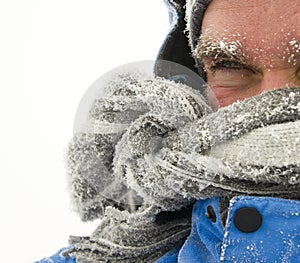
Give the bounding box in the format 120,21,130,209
196,0,300,108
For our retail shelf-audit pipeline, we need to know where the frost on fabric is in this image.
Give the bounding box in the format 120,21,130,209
67,66,300,223
117,87,300,205
65,203,192,262
65,64,300,262
66,70,211,220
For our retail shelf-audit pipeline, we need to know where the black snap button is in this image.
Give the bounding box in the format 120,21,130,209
234,207,262,233
205,205,217,223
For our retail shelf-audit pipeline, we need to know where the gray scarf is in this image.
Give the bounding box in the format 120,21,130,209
63,74,300,262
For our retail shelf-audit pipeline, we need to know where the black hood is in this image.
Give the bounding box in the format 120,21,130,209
156,0,211,78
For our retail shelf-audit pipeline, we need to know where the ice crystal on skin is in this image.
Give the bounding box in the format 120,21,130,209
287,37,300,66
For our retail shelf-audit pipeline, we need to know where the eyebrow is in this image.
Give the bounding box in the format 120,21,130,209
194,37,246,66
195,36,300,68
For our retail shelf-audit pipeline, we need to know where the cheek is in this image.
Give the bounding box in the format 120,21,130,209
207,83,262,108
206,87,220,110
207,86,242,107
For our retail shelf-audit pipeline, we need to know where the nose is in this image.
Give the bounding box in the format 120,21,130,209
261,69,298,92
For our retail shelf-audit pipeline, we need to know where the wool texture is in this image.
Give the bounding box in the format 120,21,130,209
64,74,300,262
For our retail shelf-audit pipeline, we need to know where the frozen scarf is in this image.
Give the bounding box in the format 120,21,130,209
63,74,300,262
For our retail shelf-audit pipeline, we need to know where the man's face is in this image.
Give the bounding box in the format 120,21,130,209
196,0,300,108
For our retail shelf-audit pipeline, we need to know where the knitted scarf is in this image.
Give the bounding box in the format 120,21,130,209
63,73,300,262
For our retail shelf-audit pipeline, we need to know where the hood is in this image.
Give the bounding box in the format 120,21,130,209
156,0,211,78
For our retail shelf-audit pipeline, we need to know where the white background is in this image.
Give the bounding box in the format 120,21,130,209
0,1,169,262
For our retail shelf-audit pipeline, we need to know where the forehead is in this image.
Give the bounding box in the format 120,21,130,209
202,0,300,30
202,0,300,37
200,0,300,67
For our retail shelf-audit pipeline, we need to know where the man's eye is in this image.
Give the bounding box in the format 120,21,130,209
208,61,255,74
204,60,262,93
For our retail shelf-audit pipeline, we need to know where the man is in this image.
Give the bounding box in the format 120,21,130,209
37,0,300,262
159,0,300,106
155,1,300,262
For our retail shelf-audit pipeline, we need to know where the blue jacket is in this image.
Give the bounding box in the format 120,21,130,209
157,196,300,262
37,196,300,263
